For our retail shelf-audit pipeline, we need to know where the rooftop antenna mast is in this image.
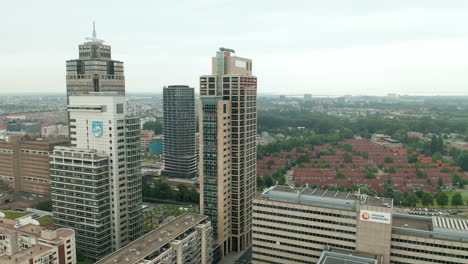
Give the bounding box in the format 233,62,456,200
93,21,97,38
86,21,104,43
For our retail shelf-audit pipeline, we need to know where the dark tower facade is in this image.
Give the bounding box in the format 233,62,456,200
162,85,197,178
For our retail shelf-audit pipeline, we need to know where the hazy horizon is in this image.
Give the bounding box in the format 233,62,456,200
2,0,468,95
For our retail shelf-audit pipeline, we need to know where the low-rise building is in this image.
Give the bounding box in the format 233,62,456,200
95,213,213,264
252,185,468,264
0,214,76,264
0,135,68,195
141,130,155,151
41,125,69,138
149,136,164,154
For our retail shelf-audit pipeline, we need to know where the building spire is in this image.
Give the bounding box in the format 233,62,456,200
93,21,96,38
85,21,104,44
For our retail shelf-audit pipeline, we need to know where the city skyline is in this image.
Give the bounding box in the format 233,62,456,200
3,1,468,96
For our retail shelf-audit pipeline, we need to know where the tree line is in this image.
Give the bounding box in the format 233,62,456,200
143,179,199,204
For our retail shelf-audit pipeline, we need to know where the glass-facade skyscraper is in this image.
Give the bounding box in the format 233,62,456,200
162,85,197,178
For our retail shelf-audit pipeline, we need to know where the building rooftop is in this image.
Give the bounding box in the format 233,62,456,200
392,214,432,231
0,216,74,264
96,213,206,264
433,216,468,232
392,214,468,242
317,251,378,264
0,243,55,264
258,185,393,211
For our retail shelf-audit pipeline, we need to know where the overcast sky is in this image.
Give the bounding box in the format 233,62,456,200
2,0,468,95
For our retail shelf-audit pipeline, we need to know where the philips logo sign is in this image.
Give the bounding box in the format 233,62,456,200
92,121,103,137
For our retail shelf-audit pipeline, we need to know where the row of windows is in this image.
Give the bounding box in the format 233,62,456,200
252,251,313,264
391,253,462,264
391,245,468,259
254,216,356,235
254,209,356,228
254,202,356,220
392,238,468,252
254,237,324,254
254,244,318,261
253,224,356,244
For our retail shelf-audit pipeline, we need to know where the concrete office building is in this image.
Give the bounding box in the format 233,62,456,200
95,213,213,264
52,26,143,258
57,95,143,254
199,48,257,255
50,147,112,259
252,185,468,264
0,215,76,264
0,135,68,195
162,85,197,179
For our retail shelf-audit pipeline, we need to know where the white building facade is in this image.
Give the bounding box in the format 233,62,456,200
66,95,143,250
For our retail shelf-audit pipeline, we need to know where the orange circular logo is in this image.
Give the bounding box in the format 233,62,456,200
362,212,371,220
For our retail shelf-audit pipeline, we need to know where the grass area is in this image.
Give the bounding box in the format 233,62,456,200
2,211,28,219
37,216,54,227
77,260,93,264
143,204,198,233
415,190,468,209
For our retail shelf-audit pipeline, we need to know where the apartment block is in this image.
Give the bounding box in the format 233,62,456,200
95,213,213,264
252,185,468,264
50,147,112,259
199,48,257,256
0,135,68,195
0,215,76,264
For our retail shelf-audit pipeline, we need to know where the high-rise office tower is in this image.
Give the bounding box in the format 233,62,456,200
162,85,197,178
199,48,257,256
52,26,143,259
65,23,125,97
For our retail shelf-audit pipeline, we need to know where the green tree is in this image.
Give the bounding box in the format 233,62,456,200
336,170,347,179
415,190,425,199
267,159,275,169
263,175,274,187
384,157,394,163
341,143,353,151
364,172,376,179
451,192,464,206
343,153,352,163
457,151,468,171
416,169,427,179
257,176,264,189
437,177,444,189
436,192,449,206
143,120,163,134
452,174,463,188
35,200,52,212
432,152,443,162
421,192,434,206
408,155,418,163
